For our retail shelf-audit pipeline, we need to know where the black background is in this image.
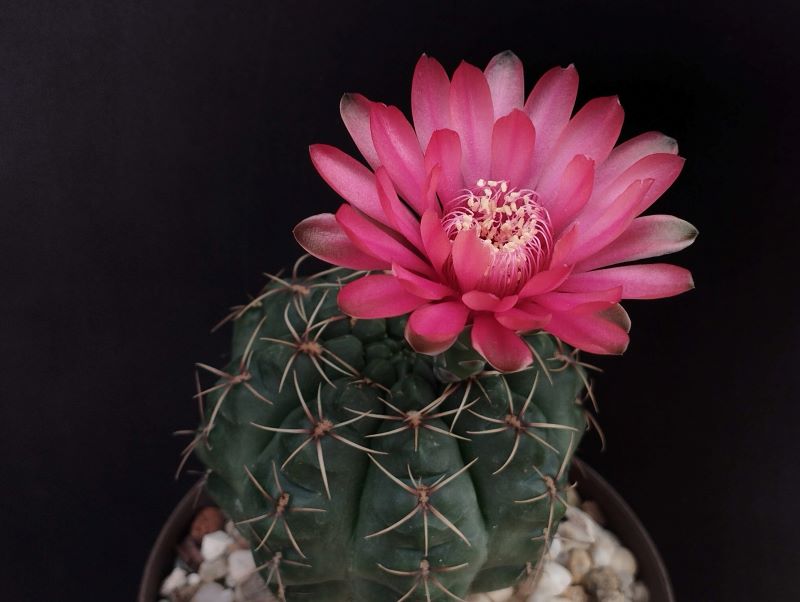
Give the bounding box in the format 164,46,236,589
3,1,799,599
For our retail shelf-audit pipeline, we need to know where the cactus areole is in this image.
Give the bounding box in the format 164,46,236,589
188,52,695,601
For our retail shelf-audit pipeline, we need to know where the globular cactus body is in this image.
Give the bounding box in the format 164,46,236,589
190,268,588,601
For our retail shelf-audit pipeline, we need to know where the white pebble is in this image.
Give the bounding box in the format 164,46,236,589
466,587,515,601
610,546,637,577
192,582,235,602
188,572,201,585
199,556,228,582
160,566,187,595
590,529,619,568
201,530,234,561
227,549,256,586
528,561,572,601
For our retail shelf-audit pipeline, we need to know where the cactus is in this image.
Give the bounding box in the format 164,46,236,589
186,264,590,601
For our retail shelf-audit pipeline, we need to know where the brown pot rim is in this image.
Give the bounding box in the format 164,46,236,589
138,459,675,602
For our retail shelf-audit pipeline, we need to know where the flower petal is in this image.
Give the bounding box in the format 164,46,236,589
420,210,452,274
485,50,524,119
524,64,579,186
411,54,451,151
547,154,595,235
594,131,678,192
375,167,424,250
462,291,518,312
490,109,536,186
392,262,455,300
537,96,624,201
537,287,623,312
338,274,426,318
406,301,470,354
369,104,428,214
519,264,573,298
309,144,386,224
425,128,464,211
340,93,380,169
294,213,389,270
576,215,698,271
336,204,433,276
546,302,631,355
449,61,494,186
495,304,552,332
452,230,492,291
471,313,533,371
562,264,694,299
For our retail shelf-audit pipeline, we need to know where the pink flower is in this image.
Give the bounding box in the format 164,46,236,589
295,52,696,372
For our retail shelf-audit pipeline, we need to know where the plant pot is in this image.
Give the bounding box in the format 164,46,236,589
138,459,675,602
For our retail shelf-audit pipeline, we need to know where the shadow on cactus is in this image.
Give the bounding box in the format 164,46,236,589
182,51,694,601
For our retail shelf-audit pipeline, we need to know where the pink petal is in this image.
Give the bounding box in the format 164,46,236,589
537,287,623,312
519,264,573,298
484,50,524,119
420,210,453,274
490,109,536,186
495,304,551,331
336,204,433,276
340,93,380,169
424,128,465,212
547,154,595,235
411,55,451,151
580,153,684,224
594,131,678,193
392,262,455,300
294,214,390,271
309,144,386,224
537,96,624,201
375,167,424,250
406,301,470,354
546,302,631,355
338,274,426,318
471,313,533,371
452,230,492,292
576,215,698,271
562,179,653,265
562,264,694,299
550,222,580,266
462,291,518,312
449,61,494,186
369,104,428,214
524,65,579,185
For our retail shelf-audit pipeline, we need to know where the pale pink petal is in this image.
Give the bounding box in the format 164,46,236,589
594,131,678,192
411,55,451,151
562,264,694,299
461,291,518,312
338,274,426,318
524,65,579,185
420,210,452,274
495,304,551,332
562,179,654,265
294,213,390,270
537,96,624,201
490,109,536,186
406,301,470,354
425,129,465,211
546,302,631,355
537,287,623,312
580,153,684,224
309,144,386,224
369,104,428,214
452,230,492,292
550,222,580,266
392,262,455,300
471,313,533,371
449,61,494,186
375,167,424,250
519,264,573,298
340,93,380,169
547,154,595,234
485,50,524,119
336,204,433,276
576,215,698,271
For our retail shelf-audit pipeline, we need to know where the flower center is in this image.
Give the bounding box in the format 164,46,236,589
442,179,553,295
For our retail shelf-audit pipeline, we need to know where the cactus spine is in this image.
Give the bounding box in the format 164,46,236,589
187,264,589,601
